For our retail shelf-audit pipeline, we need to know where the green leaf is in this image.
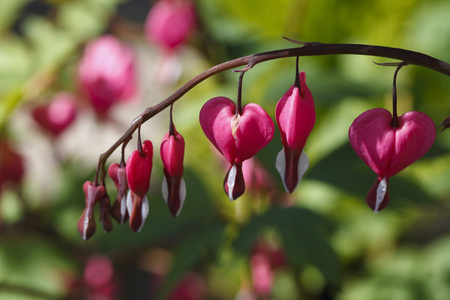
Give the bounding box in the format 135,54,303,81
157,224,224,299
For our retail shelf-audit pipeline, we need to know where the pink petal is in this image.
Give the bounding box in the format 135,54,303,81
275,72,315,151
387,111,436,177
349,108,396,177
126,140,153,197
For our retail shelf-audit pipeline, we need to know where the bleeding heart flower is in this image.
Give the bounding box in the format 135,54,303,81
108,163,128,224
78,35,136,118
349,108,436,212
32,92,77,136
145,0,196,51
126,140,153,232
78,181,106,240
275,71,315,193
160,127,186,217
199,97,274,201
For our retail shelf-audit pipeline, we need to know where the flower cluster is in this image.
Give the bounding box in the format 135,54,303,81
199,62,316,201
78,108,187,239
80,56,439,240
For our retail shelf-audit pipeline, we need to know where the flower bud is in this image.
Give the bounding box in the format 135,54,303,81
275,72,315,193
78,181,106,240
160,129,186,217
126,140,153,232
108,163,128,223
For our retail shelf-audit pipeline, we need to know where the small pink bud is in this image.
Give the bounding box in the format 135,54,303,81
349,108,436,212
275,72,315,193
199,97,274,200
108,163,128,223
31,92,77,136
126,140,153,232
145,0,196,51
160,129,186,217
78,35,136,117
126,140,153,197
78,181,106,240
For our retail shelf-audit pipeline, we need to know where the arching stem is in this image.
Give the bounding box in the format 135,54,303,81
95,42,450,180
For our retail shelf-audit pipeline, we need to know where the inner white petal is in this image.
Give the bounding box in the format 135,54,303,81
297,150,310,188
275,148,287,191
275,148,310,193
120,195,127,224
177,177,187,216
138,195,150,232
227,164,237,201
126,190,133,216
374,177,387,214
162,177,169,204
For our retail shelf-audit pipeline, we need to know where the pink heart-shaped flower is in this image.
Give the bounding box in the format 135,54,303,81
200,97,274,200
200,97,274,164
349,108,436,212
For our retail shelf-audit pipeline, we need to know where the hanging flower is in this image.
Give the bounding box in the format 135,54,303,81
349,108,435,212
275,71,315,193
160,126,186,217
108,163,129,224
126,140,153,232
199,96,274,201
77,181,106,240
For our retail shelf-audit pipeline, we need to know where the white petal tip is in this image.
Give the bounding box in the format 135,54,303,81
374,177,387,213
227,165,237,201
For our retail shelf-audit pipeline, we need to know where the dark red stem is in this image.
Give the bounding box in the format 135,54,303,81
96,41,450,181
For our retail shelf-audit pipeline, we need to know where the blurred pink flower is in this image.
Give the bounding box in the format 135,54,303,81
165,273,206,300
78,35,136,117
250,240,286,297
145,0,196,51
31,92,77,136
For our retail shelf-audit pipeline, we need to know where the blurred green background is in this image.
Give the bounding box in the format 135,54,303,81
1,0,450,299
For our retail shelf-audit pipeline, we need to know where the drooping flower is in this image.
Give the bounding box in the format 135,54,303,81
77,181,106,240
349,108,436,212
160,127,186,217
78,35,136,117
31,92,77,137
144,0,196,51
275,71,315,193
108,163,128,224
199,97,274,201
126,140,153,232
